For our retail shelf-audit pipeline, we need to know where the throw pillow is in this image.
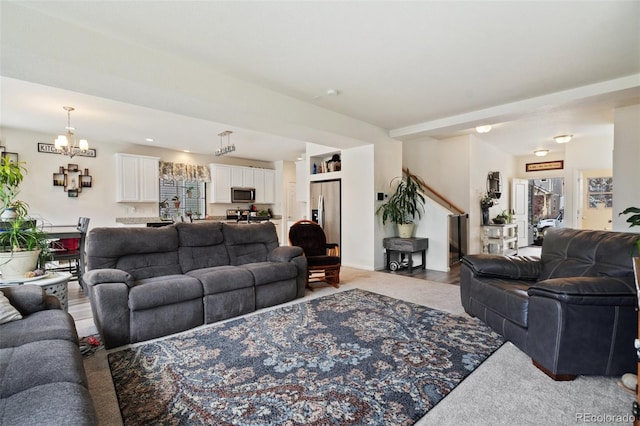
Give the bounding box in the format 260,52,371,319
0,289,22,324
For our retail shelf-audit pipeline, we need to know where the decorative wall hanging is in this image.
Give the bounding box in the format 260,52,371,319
39,142,97,158
53,164,92,197
1,149,19,163
486,171,502,199
526,160,564,172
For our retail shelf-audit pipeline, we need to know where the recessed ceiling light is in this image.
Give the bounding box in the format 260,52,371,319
183,150,191,153
554,134,572,144
534,149,549,157
476,125,492,134
145,138,154,142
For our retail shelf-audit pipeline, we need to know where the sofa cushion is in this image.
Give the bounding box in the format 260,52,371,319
0,339,87,398
176,222,230,272
0,290,22,325
86,226,182,279
240,262,299,286
0,382,96,426
222,222,279,265
128,275,203,311
0,309,78,349
188,265,255,294
469,277,531,328
540,228,638,281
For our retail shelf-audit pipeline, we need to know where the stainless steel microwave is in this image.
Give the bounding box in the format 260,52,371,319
231,187,255,203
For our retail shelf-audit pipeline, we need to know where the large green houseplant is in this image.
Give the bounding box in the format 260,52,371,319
0,157,50,280
376,169,426,238
620,206,640,253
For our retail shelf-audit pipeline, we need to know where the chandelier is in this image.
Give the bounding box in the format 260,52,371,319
215,130,236,156
53,106,89,158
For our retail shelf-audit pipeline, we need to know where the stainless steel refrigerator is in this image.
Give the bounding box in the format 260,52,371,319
310,180,341,247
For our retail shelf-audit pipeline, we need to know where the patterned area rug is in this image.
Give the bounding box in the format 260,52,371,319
108,289,504,425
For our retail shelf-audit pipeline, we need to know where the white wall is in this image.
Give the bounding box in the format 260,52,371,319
0,127,273,229
403,135,471,212
612,104,640,232
373,139,403,270
341,144,376,270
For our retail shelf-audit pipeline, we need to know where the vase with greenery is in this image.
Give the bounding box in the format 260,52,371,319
0,157,50,279
480,193,494,225
376,169,426,238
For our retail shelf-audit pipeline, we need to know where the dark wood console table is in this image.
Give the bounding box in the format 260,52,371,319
383,237,429,273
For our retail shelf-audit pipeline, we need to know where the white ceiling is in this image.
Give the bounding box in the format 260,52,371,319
1,1,639,161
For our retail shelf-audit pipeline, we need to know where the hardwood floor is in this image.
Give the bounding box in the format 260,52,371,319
381,262,461,285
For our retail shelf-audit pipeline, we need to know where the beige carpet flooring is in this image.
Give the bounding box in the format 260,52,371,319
82,266,635,425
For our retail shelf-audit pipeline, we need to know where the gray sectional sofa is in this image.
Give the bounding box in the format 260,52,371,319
0,285,97,425
84,221,307,349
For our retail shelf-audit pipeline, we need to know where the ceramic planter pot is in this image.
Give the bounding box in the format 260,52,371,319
397,223,415,238
0,249,40,281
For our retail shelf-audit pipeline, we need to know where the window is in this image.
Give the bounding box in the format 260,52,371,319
159,179,206,220
587,177,613,208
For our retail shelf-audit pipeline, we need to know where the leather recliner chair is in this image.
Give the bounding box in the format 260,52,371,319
460,227,639,380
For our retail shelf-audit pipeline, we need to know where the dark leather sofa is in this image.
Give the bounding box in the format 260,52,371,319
460,227,639,380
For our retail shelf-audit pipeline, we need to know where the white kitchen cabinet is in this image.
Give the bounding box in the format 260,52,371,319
115,153,159,202
230,166,255,188
254,169,275,204
210,164,232,203
263,169,275,203
231,167,244,187
210,164,275,204
242,167,255,188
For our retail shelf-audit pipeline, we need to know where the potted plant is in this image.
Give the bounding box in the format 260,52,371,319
492,209,510,224
172,195,180,209
0,157,50,279
620,207,640,252
0,219,50,280
159,199,169,219
0,156,29,221
186,186,194,198
376,169,426,238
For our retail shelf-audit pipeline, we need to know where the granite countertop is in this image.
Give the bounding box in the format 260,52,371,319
116,216,281,225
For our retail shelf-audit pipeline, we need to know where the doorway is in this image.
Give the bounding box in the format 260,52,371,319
529,177,565,245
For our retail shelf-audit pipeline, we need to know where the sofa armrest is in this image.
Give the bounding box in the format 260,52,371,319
84,268,134,288
461,254,541,280
528,276,636,306
268,246,304,263
1,285,60,314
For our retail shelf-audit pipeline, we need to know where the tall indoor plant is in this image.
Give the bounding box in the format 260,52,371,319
620,206,640,252
0,156,49,279
376,169,426,238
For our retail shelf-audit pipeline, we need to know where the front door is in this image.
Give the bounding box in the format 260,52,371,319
511,178,529,247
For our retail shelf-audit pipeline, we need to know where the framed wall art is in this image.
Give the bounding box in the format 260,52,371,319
1,152,18,163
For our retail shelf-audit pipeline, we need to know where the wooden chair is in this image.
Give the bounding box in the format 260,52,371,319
288,219,340,289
